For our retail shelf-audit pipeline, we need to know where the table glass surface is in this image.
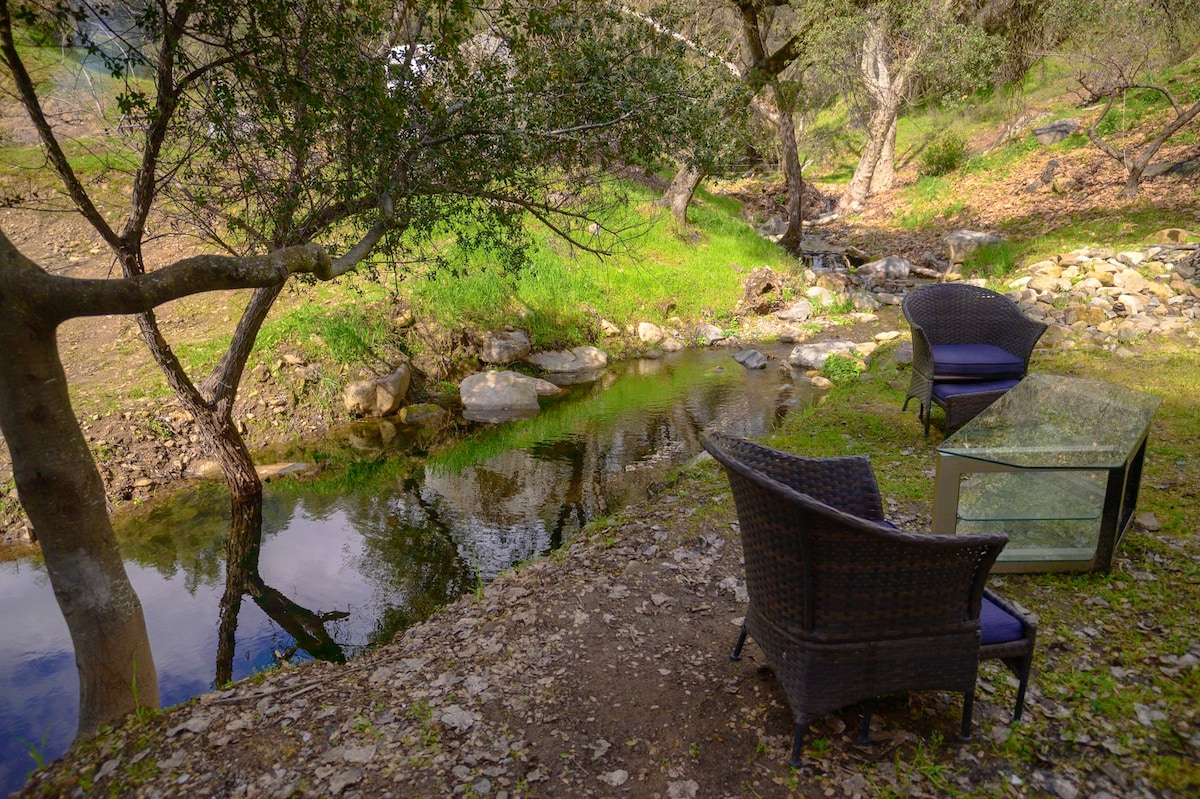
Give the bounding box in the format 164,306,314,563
937,373,1162,469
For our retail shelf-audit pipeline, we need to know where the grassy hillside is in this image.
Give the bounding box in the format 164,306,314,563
797,53,1199,269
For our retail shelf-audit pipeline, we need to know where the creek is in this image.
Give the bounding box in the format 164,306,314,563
0,344,821,793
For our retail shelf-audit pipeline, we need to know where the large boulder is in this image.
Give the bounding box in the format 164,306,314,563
375,363,412,416
399,403,448,427
479,330,532,364
1144,228,1198,245
459,370,562,422
696,323,726,345
525,345,607,373
1144,159,1200,178
733,349,768,369
787,340,859,369
775,299,813,322
758,215,788,239
1032,119,1078,145
856,255,911,280
343,359,412,412
342,362,413,417
945,230,1005,265
637,322,665,345
342,380,377,416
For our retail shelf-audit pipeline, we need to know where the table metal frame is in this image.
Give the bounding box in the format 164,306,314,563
931,369,1156,568
933,432,1150,572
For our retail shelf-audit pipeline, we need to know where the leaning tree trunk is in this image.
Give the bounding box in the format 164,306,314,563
775,87,806,251
0,244,158,738
870,115,898,193
133,283,285,512
657,163,705,224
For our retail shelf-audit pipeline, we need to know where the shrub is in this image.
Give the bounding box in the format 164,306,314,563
822,354,864,384
920,133,969,177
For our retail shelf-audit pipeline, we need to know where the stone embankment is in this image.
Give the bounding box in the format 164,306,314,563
1005,246,1200,349
777,240,1200,352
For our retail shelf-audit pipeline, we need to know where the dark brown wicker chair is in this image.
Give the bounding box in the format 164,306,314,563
902,283,1047,436
702,432,1036,767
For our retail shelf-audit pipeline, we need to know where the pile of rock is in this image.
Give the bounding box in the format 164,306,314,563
1005,245,1200,352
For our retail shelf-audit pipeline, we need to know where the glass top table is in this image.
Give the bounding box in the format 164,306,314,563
932,373,1161,572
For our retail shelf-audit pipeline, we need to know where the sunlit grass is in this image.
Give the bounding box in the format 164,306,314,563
407,182,793,349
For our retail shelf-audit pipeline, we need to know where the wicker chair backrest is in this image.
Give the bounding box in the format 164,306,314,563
703,432,1007,644
903,283,1039,355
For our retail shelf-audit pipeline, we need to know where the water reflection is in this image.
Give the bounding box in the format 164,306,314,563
216,497,348,687
0,346,813,793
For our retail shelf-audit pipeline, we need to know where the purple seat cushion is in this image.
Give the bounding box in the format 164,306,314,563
932,378,1020,402
931,344,1025,380
981,596,1025,645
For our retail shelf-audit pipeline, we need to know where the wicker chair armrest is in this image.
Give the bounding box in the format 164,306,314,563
982,587,1038,635
907,323,935,378
1009,314,1048,363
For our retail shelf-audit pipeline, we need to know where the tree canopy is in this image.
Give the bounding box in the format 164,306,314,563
0,0,730,739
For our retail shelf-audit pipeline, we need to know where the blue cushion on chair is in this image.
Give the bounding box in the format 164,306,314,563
981,596,1024,645
931,344,1025,380
931,379,1020,402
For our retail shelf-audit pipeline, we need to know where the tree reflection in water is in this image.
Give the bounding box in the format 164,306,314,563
215,496,347,686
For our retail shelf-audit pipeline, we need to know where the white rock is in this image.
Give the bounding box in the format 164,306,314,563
637,321,665,344
787,340,858,369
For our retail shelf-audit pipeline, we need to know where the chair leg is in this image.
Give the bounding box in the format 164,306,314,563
1011,656,1032,723
788,722,807,769
857,700,873,745
730,625,748,661
959,688,975,742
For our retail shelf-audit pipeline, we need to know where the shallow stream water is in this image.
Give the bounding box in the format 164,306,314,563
0,345,819,792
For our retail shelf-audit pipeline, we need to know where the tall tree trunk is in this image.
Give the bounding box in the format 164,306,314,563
737,2,806,249
775,88,806,251
838,18,905,214
0,239,158,738
657,163,705,224
870,115,898,193
133,283,282,512
839,99,894,213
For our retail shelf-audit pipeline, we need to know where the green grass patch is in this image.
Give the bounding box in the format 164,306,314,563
1009,201,1200,260
406,182,792,347
961,241,1023,280
893,175,967,231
